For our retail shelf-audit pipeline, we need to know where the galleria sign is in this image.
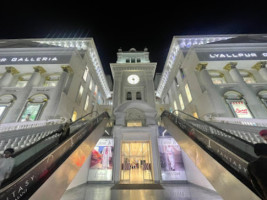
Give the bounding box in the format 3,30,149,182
0,55,71,64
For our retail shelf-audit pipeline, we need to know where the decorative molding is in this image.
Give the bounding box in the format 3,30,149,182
223,62,237,71
33,66,46,74
5,66,19,75
61,65,73,73
195,63,208,71
252,61,266,71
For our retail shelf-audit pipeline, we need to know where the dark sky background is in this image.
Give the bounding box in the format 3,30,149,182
1,2,267,76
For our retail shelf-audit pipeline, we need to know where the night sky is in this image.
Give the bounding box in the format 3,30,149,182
1,2,267,76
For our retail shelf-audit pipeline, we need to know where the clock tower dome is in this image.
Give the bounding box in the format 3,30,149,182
110,48,157,110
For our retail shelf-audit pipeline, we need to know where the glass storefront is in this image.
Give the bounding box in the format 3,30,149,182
120,141,152,183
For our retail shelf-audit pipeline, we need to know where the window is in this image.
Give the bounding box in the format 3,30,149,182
179,94,184,110
258,91,267,108
224,91,253,118
126,58,130,63
131,58,135,63
239,70,256,84
126,92,132,100
44,74,60,87
208,71,226,85
185,84,192,103
0,94,16,121
84,95,89,111
89,79,94,91
16,74,31,87
137,58,141,63
173,101,178,115
19,94,48,122
136,92,141,100
193,112,198,118
83,66,89,81
72,110,77,122
77,85,84,104
94,85,98,96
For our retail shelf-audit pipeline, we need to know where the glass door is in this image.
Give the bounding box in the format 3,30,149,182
121,142,130,181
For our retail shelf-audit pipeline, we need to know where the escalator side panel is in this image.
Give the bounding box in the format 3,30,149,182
29,118,109,200
162,116,260,200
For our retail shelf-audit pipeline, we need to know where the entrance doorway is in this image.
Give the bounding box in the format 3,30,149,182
120,141,153,183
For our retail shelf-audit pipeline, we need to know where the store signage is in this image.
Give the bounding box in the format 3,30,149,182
197,51,267,61
0,55,71,64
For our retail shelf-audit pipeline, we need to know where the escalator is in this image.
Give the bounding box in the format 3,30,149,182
0,112,110,200
161,110,264,200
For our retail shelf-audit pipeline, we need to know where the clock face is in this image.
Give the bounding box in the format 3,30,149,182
127,74,140,85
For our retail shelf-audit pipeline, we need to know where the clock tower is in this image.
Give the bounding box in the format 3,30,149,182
110,48,157,110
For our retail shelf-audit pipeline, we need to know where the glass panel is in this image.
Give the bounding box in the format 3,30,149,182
16,81,27,87
121,143,130,181
72,110,77,121
84,95,89,111
20,103,42,122
228,100,253,118
185,84,192,103
44,80,58,87
143,142,152,180
83,66,89,81
179,94,184,110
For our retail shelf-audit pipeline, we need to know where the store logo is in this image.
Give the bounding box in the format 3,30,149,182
209,53,258,59
0,56,58,63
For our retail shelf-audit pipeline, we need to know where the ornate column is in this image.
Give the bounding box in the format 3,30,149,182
3,66,46,123
196,63,229,117
252,61,267,81
224,62,267,118
41,65,72,120
0,67,19,87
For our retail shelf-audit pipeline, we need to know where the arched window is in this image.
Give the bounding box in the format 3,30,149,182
126,92,132,100
44,73,60,87
72,110,77,122
19,94,48,122
239,70,256,84
258,90,267,108
208,70,226,85
136,92,141,100
0,94,16,121
16,73,32,87
224,91,253,118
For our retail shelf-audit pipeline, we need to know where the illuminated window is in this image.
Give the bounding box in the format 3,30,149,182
72,110,77,121
19,94,47,122
44,74,60,87
224,91,253,118
127,121,142,127
173,101,178,115
239,70,256,84
193,112,198,118
185,84,192,103
94,85,98,96
16,74,31,87
77,85,84,104
0,94,15,121
179,94,184,110
84,95,89,111
89,79,94,91
83,66,89,81
208,70,226,85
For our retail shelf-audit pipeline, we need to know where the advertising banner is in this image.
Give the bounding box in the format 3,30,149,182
88,138,113,181
229,101,253,118
158,138,187,181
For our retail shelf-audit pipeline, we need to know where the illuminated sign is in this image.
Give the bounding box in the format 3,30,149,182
0,55,71,64
197,51,267,61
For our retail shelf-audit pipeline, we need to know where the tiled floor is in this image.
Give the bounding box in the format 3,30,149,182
60,183,223,200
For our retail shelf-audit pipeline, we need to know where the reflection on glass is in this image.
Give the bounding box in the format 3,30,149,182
20,103,42,122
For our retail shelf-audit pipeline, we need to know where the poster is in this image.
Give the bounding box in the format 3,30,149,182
88,138,113,181
158,138,187,181
20,103,42,122
230,101,253,118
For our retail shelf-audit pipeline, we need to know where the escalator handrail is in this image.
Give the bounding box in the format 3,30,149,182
167,110,255,147
12,111,107,158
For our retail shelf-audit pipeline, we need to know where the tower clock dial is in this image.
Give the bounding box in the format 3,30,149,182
127,74,140,85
